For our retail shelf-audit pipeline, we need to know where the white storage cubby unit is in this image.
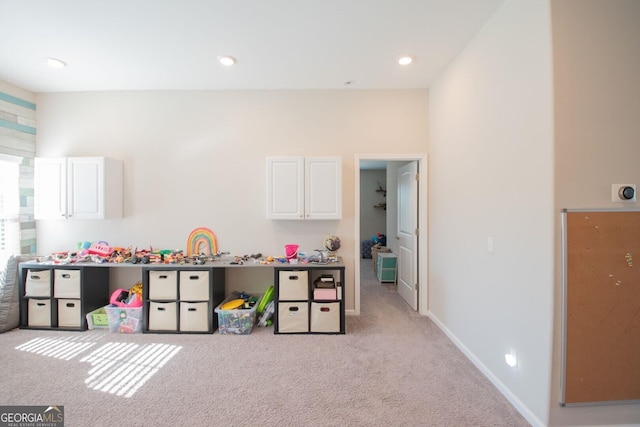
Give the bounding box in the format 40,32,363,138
17,260,346,335
143,266,225,334
274,262,345,334
34,157,123,219
19,264,110,330
266,156,342,220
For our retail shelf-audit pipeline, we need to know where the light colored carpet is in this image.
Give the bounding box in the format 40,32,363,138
0,259,529,426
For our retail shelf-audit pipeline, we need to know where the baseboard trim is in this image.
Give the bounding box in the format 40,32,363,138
427,311,546,427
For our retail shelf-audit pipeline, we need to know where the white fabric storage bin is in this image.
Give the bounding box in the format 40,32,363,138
54,269,81,298
28,299,51,327
148,271,178,299
310,302,340,333
179,302,209,332
58,299,81,328
25,270,51,297
148,301,177,331
179,271,209,301
278,271,309,301
278,302,309,333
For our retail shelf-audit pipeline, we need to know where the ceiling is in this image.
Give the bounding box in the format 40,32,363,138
0,0,504,93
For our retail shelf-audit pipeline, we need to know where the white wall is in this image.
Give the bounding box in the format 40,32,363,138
550,0,640,425
359,169,387,246
0,80,35,103
428,0,553,425
34,89,428,308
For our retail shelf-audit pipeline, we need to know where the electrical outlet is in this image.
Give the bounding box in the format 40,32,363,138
612,184,636,202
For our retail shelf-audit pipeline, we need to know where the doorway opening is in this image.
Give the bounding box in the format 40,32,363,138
353,154,428,316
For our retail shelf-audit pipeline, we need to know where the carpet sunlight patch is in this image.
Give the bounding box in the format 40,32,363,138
15,336,97,360
80,342,182,398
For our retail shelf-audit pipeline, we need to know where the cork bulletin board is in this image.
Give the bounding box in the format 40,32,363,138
561,209,640,405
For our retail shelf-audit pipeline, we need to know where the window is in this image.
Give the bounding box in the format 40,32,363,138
0,155,21,267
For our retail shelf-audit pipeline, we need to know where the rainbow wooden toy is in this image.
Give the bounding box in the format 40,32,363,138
186,227,218,257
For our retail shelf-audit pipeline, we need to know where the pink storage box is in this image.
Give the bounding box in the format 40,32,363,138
313,288,337,300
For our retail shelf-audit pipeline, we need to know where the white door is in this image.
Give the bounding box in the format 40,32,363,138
397,161,418,310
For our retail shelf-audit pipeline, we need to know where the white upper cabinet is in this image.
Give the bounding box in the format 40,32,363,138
35,157,123,219
267,156,342,220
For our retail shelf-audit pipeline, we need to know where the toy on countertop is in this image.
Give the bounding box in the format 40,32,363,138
311,249,330,264
122,247,185,264
109,246,133,263
186,227,218,257
284,244,299,261
189,251,231,265
323,235,341,254
49,251,72,264
88,241,114,257
228,253,263,265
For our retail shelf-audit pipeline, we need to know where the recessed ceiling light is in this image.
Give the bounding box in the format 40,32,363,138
217,55,237,66
398,56,413,66
46,57,67,69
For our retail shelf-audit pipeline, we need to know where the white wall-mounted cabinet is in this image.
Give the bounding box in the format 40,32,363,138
267,156,342,220
34,157,123,219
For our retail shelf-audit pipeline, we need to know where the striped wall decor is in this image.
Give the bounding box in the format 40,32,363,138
0,91,36,255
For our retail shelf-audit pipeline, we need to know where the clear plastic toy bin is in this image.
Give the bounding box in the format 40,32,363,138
104,305,143,334
214,295,259,335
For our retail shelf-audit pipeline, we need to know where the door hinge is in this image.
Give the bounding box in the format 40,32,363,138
415,228,419,236
415,173,419,181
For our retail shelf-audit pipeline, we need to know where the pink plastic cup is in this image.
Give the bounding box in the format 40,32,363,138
284,244,299,260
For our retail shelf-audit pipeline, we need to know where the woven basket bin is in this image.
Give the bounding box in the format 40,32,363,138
371,245,391,274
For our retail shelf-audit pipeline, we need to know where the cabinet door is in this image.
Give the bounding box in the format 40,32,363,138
35,157,122,220
34,158,66,219
67,157,105,219
305,157,342,220
266,157,305,219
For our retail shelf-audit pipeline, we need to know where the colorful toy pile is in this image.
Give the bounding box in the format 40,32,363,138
36,228,340,266
39,246,188,265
